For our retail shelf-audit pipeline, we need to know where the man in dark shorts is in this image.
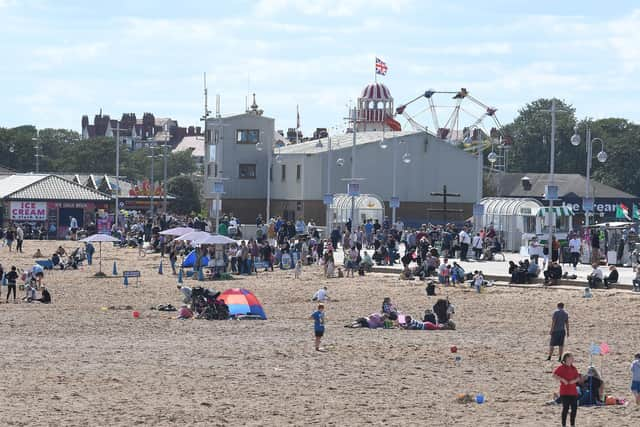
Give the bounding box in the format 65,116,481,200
548,302,569,361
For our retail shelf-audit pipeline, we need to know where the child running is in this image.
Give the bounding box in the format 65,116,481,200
310,304,326,352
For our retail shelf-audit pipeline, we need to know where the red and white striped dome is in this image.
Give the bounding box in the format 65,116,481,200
360,83,392,101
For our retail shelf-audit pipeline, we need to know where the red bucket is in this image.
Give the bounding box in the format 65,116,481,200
132,311,140,319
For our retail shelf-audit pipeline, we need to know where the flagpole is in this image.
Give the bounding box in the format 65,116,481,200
374,56,377,83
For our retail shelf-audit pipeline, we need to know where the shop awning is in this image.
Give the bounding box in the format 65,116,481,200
536,206,574,217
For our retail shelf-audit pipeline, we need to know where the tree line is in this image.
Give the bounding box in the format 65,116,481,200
502,98,640,197
0,125,198,181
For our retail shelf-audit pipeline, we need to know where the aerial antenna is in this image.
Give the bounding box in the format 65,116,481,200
201,72,212,121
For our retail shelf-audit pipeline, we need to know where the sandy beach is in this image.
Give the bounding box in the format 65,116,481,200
1,240,639,426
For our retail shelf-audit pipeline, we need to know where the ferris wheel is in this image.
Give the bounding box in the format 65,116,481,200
395,88,512,171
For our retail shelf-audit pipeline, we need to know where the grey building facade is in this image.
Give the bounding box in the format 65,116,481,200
204,89,481,226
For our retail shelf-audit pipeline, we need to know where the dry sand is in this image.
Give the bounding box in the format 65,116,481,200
1,240,639,426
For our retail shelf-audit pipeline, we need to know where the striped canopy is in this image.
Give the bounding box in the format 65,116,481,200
536,206,575,217
217,288,266,319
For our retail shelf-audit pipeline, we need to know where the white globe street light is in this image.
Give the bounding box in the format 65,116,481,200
570,127,581,146
487,151,497,163
380,139,388,149
336,158,344,167
597,150,607,163
255,141,264,151
402,152,411,164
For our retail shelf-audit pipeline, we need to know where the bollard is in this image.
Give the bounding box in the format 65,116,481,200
123,275,129,287
112,261,118,276
177,269,183,284
158,260,163,275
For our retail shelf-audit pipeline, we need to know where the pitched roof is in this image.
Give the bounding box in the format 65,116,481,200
277,130,423,155
173,136,204,157
498,173,638,199
0,174,111,201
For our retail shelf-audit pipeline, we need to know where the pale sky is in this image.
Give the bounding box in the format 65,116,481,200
2,0,640,135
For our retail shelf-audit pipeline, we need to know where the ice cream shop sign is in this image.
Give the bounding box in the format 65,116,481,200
10,201,47,221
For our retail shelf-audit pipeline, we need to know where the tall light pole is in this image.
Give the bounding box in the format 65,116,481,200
32,131,42,173
350,108,357,228
147,145,161,216
114,122,122,229
571,124,607,227
325,134,333,233
541,99,568,257
256,130,272,221
380,132,410,225
465,125,484,229
162,124,169,213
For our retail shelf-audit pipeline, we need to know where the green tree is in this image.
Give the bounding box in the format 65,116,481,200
167,175,202,214
588,118,640,197
504,98,580,174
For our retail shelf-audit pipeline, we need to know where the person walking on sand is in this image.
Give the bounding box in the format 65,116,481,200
548,302,569,361
16,225,24,253
5,266,18,302
310,303,326,352
631,353,640,405
553,352,580,427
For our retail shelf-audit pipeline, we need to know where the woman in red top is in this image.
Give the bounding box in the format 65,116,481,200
553,352,580,427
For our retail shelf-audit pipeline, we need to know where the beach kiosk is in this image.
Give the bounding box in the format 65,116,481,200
478,197,542,252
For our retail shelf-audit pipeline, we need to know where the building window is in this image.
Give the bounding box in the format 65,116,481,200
207,163,217,178
236,129,260,144
239,164,256,179
281,164,286,181
296,164,301,181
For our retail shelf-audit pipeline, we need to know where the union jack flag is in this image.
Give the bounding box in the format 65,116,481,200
375,57,388,75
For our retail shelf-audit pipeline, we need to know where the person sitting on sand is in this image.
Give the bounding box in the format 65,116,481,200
56,246,66,256
32,248,43,258
312,286,329,302
177,305,193,319
587,263,604,288
544,261,563,285
603,265,618,289
177,285,192,304
579,366,604,406
399,266,413,280
32,285,51,304
381,297,398,318
360,251,373,272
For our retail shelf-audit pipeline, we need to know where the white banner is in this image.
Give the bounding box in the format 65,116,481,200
10,201,47,221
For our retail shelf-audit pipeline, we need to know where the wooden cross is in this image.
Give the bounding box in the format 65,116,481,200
427,185,463,224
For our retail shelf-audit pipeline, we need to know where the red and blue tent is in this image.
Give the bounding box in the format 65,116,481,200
217,288,267,319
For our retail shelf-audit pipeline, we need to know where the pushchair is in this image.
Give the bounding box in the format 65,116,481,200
191,287,230,320
63,247,86,269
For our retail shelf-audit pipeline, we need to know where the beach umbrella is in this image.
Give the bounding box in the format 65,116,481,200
80,233,120,274
196,234,237,245
217,288,267,319
174,231,211,242
159,227,195,236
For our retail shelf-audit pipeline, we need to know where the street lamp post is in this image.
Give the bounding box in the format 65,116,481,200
114,122,122,229
541,99,569,258
571,125,607,227
162,124,169,214
32,131,42,173
147,145,161,216
256,130,272,221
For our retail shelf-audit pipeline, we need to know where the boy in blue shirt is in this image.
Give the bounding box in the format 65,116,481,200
310,304,325,352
